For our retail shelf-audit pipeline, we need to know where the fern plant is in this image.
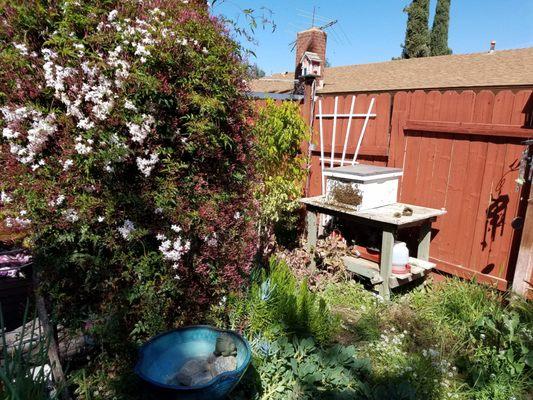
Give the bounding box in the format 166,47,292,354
242,257,340,344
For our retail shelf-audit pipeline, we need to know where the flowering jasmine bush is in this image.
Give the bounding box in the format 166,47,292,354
0,0,257,340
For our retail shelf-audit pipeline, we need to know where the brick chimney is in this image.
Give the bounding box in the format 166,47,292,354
294,27,327,91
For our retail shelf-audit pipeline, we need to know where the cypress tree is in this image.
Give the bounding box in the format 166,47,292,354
430,0,452,55
401,0,431,59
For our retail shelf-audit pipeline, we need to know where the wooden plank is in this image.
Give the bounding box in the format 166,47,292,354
479,91,517,279
430,256,509,291
314,113,377,118
417,91,441,206
375,93,392,153
306,211,318,273
318,99,326,193
456,90,494,271
313,145,388,157
341,95,356,166
512,195,533,297
300,197,446,226
442,91,476,266
342,256,383,284
427,91,459,257
378,229,395,300
417,221,432,261
401,90,427,205
404,120,533,138
352,97,376,164
330,96,339,167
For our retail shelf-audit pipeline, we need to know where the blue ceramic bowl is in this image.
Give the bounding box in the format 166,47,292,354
135,326,251,400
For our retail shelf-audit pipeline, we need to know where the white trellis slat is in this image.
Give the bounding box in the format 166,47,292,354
316,96,378,194
351,97,375,165
318,99,326,194
340,95,356,166
330,96,338,168
316,113,377,118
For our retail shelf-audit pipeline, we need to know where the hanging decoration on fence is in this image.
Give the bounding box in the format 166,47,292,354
315,95,377,194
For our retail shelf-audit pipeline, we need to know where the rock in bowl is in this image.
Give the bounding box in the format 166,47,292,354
135,326,251,400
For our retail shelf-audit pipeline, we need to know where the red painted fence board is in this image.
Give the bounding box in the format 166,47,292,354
255,88,532,290
388,89,531,289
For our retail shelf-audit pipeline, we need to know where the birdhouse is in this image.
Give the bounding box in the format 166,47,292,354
299,51,322,78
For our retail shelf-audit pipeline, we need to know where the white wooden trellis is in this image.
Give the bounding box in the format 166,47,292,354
315,95,376,194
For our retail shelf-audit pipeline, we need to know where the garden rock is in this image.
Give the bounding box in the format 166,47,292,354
211,355,237,376
169,354,237,386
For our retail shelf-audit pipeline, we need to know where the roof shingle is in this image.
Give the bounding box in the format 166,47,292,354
249,47,533,94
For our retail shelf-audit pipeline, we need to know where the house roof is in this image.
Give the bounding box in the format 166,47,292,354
301,51,322,63
249,47,533,94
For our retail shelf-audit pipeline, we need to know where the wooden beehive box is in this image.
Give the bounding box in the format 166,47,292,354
323,164,403,211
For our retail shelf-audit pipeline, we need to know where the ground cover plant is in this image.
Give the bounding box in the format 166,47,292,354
319,278,533,400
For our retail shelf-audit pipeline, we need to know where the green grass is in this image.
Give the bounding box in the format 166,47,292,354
319,277,532,400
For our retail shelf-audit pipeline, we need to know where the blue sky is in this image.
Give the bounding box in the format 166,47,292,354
213,0,533,75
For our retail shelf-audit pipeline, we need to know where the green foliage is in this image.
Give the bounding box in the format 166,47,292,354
410,278,503,336
408,279,532,399
0,0,258,355
430,0,452,56
0,305,60,400
236,336,370,400
232,257,340,344
317,277,532,400
468,310,531,378
253,99,308,243
401,0,431,58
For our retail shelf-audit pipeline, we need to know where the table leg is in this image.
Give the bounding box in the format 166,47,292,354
306,211,318,273
378,228,395,301
417,221,432,261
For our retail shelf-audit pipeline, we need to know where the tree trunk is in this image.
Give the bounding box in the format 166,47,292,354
33,270,72,400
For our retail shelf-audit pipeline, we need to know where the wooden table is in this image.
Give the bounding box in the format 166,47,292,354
301,196,446,300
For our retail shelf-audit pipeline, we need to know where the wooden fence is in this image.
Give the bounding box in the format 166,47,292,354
302,89,533,291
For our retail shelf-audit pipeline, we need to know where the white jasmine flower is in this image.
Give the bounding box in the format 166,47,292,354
136,153,159,177
171,224,181,233
118,219,135,239
53,194,66,206
156,233,166,241
124,100,137,111
2,127,20,139
63,208,79,222
77,117,95,130
127,114,155,144
14,43,29,56
201,47,209,54
97,216,105,222
0,191,13,204
159,240,172,252
108,9,118,22
63,159,74,171
74,136,92,155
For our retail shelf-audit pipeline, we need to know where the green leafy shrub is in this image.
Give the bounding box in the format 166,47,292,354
232,257,340,344
236,336,370,400
0,0,258,351
253,99,308,247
